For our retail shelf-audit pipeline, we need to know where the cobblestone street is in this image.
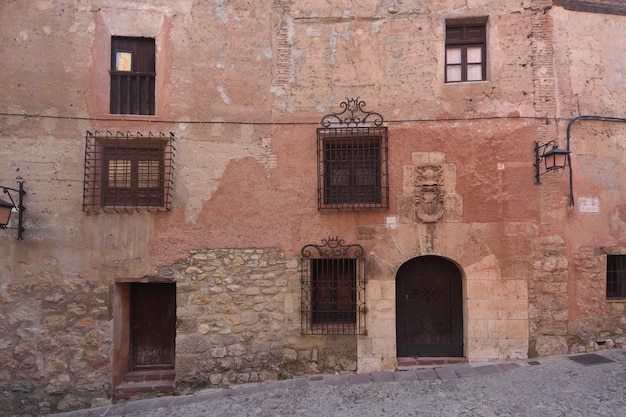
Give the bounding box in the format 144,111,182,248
49,349,626,417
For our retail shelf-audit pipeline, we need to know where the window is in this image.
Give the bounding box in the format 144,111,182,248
110,37,155,115
445,18,487,83
317,98,388,209
301,237,366,335
607,255,626,299
83,131,175,211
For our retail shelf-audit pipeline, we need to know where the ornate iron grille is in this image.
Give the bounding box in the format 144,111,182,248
317,98,388,209
301,237,366,335
607,255,626,299
83,131,175,212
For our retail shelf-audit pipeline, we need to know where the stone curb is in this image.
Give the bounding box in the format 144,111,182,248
45,361,530,417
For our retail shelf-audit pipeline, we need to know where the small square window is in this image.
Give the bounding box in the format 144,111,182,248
83,131,175,212
607,255,626,299
317,128,388,209
445,19,487,83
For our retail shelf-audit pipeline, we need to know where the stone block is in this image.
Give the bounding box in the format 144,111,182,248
371,338,395,358
467,300,498,320
498,339,528,359
466,280,489,300
467,338,499,362
467,319,490,339
493,280,528,300
379,281,395,300
488,320,508,339
367,299,394,319
497,300,528,320
367,280,382,300
356,357,383,374
369,318,396,339
507,320,529,339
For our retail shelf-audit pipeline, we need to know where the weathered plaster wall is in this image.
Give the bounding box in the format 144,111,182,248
5,0,624,414
550,6,626,351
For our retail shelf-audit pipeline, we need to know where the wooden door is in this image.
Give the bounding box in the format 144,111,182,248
396,256,463,357
130,283,176,369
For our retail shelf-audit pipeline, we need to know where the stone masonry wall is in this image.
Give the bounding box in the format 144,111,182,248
568,247,626,352
0,278,111,415
529,235,569,356
173,248,357,392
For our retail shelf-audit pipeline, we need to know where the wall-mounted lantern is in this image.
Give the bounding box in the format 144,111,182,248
0,181,25,240
534,140,570,184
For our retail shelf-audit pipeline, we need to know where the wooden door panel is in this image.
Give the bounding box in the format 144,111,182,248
131,283,176,369
396,256,463,357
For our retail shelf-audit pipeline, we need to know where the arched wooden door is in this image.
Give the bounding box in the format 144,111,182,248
396,256,463,357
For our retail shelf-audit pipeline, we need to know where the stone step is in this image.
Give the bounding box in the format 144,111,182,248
397,357,468,368
123,369,176,382
114,379,175,400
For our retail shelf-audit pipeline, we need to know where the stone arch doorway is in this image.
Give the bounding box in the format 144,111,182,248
396,256,464,357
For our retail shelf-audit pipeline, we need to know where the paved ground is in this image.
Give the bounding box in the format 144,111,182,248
48,349,626,417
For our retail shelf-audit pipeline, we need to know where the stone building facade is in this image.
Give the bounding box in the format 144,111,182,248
1,0,626,414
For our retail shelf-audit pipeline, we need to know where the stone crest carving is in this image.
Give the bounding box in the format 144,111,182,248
415,164,444,223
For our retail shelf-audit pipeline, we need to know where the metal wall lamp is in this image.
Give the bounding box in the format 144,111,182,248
0,181,25,240
534,140,570,184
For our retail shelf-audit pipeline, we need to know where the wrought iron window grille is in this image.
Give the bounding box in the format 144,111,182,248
607,255,626,299
83,130,175,212
317,98,389,210
301,237,367,336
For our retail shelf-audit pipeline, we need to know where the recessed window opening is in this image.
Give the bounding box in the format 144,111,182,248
83,131,175,212
317,98,389,210
445,18,487,83
607,255,626,299
110,36,156,115
301,237,366,335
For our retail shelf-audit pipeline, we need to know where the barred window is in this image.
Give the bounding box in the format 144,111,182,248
317,99,388,210
301,237,366,335
83,131,175,212
110,37,155,115
445,18,487,83
607,255,626,299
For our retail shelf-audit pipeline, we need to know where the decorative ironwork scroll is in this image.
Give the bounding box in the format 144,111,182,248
415,164,445,223
301,236,365,259
320,97,384,128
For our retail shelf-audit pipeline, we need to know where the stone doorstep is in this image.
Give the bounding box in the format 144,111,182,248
114,380,176,400
115,370,176,401
397,357,468,368
123,369,176,382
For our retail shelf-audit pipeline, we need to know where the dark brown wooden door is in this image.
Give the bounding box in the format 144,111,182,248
396,256,463,357
131,283,176,369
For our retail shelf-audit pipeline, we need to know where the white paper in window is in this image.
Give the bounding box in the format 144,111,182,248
446,47,462,64
467,64,483,81
138,160,160,188
109,160,131,187
467,46,483,64
447,66,462,82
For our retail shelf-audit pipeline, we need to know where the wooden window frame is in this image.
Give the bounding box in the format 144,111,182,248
110,36,156,115
83,131,175,212
445,18,487,83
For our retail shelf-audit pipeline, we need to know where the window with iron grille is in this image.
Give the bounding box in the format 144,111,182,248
317,98,388,209
110,37,155,115
301,237,366,335
607,255,626,299
83,131,175,212
445,18,487,83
